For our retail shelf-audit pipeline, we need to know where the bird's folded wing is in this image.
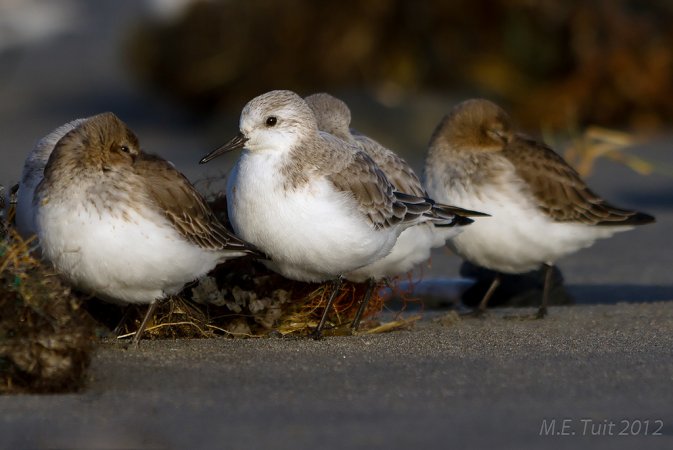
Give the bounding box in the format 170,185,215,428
353,134,427,198
327,151,425,229
504,135,653,225
137,154,258,252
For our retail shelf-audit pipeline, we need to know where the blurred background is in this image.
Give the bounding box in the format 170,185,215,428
1,0,672,290
2,0,672,178
126,0,673,131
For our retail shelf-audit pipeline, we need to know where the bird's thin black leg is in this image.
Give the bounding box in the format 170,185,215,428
313,276,343,339
130,300,159,348
474,273,501,316
351,278,377,332
112,305,135,336
537,263,553,319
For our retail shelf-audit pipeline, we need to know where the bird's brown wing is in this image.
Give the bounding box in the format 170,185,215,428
503,135,654,225
136,154,258,252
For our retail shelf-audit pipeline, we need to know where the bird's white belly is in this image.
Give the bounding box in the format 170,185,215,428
345,223,439,282
228,154,398,282
36,199,221,304
427,181,623,273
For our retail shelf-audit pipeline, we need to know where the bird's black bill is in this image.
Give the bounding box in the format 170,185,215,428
199,133,248,164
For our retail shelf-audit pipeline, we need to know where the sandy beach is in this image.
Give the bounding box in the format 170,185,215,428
1,304,672,450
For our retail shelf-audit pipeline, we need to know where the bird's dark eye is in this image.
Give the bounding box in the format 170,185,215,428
265,116,277,127
120,145,130,153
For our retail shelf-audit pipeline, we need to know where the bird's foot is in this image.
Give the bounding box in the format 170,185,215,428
460,307,489,319
504,307,548,321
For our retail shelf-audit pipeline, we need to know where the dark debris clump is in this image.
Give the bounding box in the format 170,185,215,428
0,234,96,394
109,257,388,341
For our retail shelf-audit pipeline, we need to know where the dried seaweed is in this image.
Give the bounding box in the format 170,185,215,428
111,257,389,341
0,232,96,394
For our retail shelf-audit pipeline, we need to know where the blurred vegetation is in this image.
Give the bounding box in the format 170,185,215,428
563,126,655,177
126,0,672,131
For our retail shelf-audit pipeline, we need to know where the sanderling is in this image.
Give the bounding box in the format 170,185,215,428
200,90,462,336
305,93,486,329
424,99,655,318
34,112,258,346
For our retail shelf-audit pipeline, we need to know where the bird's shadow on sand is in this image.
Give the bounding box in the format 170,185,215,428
388,278,673,311
568,284,673,304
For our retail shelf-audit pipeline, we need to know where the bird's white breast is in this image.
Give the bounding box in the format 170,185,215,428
425,158,626,273
36,186,222,304
227,150,399,282
345,223,443,282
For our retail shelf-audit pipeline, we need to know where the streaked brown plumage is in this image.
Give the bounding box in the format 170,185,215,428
425,98,654,318
429,99,652,226
503,137,652,225
39,113,255,255
35,112,258,346
136,153,256,251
